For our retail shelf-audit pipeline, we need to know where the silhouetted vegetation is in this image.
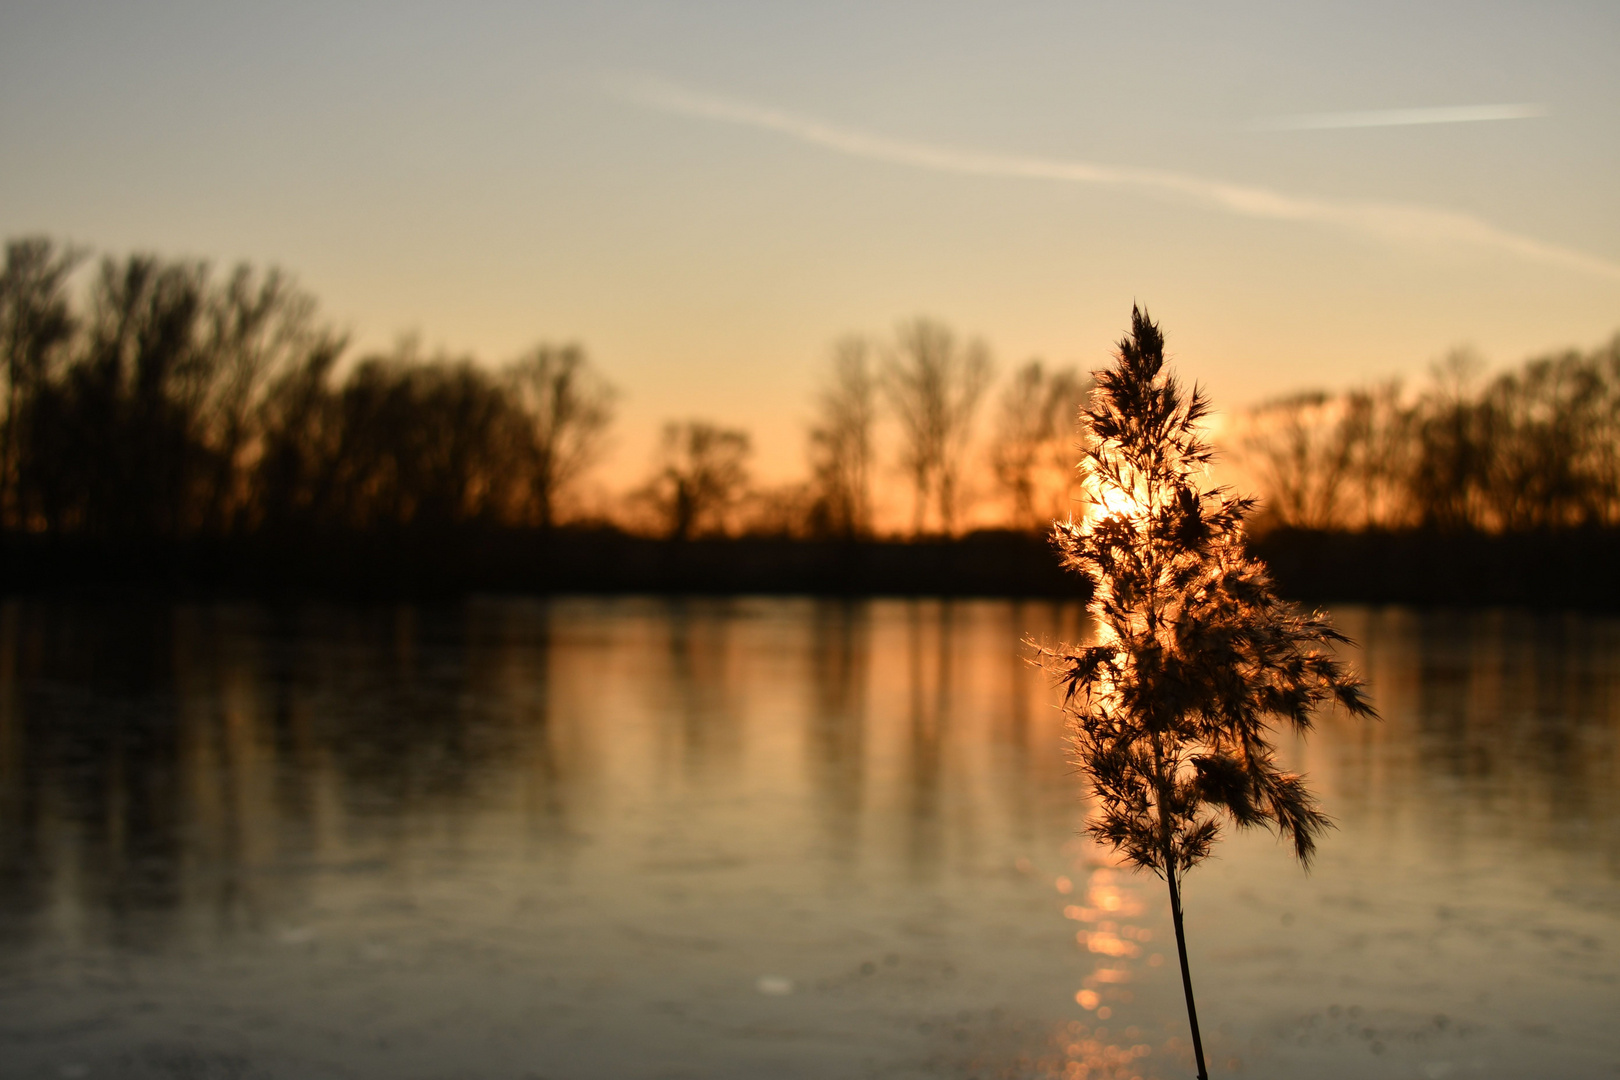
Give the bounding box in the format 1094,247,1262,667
883,318,995,536
1248,527,1620,609
0,526,1091,600
990,359,1092,530
0,238,615,544
1045,308,1375,1080
806,337,878,538
637,420,753,540
505,344,618,531
1,235,1104,596
1233,338,1620,607
1241,338,1620,532
8,233,1620,603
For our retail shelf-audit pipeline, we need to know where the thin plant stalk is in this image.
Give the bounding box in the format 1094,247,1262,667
1164,856,1208,1080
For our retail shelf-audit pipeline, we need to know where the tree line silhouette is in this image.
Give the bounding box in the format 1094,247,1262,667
1239,339,1620,532
0,238,621,541
6,234,1620,601
0,236,1094,548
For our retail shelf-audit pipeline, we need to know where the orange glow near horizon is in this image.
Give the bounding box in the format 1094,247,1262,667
2,6,1617,497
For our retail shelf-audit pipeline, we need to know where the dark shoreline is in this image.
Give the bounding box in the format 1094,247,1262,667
7,527,1620,609
0,529,1089,601
1249,527,1620,611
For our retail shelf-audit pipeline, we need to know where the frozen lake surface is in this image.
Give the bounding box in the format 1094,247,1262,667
0,597,1616,1079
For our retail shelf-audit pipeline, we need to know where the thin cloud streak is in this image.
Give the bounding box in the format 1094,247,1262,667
614,78,1620,282
1257,103,1547,130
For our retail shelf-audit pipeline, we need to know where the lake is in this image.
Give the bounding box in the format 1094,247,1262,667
0,597,1615,1079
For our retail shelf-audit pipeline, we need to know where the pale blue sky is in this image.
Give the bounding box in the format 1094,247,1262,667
3,1,1617,482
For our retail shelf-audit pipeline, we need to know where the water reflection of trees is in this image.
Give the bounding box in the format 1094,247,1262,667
806,600,869,868
0,600,573,941
884,599,1085,880
996,599,1089,856
652,599,747,787
0,602,189,943
903,599,952,874
1328,607,1620,870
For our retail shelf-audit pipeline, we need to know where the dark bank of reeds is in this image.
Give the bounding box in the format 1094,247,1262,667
1251,527,1620,610
0,528,1089,600
21,523,1620,608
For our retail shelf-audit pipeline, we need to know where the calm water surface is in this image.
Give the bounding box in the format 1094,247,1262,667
0,597,1616,1079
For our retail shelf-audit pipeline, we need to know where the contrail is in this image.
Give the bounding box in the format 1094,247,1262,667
612,77,1620,282
1257,103,1546,130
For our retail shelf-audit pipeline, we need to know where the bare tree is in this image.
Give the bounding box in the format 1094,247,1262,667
1235,335,1620,533
990,359,1091,530
645,420,752,540
1239,391,1354,529
1472,350,1618,530
1405,348,1489,530
77,253,212,537
253,335,348,531
322,344,530,528
807,336,877,538
0,238,81,530
1335,380,1407,529
505,344,617,529
197,265,328,533
883,318,993,536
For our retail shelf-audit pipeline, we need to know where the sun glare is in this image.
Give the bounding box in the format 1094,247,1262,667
1093,486,1143,521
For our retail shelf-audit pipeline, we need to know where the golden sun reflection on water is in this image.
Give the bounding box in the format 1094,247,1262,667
955,857,1186,1080
981,1014,1163,1080
1063,867,1165,1069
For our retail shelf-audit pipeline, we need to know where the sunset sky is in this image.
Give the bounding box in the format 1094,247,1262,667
3,1,1617,485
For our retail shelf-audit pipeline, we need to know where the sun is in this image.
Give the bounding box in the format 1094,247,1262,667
1092,484,1144,521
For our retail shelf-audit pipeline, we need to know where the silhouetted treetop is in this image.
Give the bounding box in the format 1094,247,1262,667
1239,334,1620,533
0,238,621,540
640,420,752,541
507,344,617,530
1,239,82,528
883,318,993,537
10,234,1620,556
990,359,1091,529
807,336,877,539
